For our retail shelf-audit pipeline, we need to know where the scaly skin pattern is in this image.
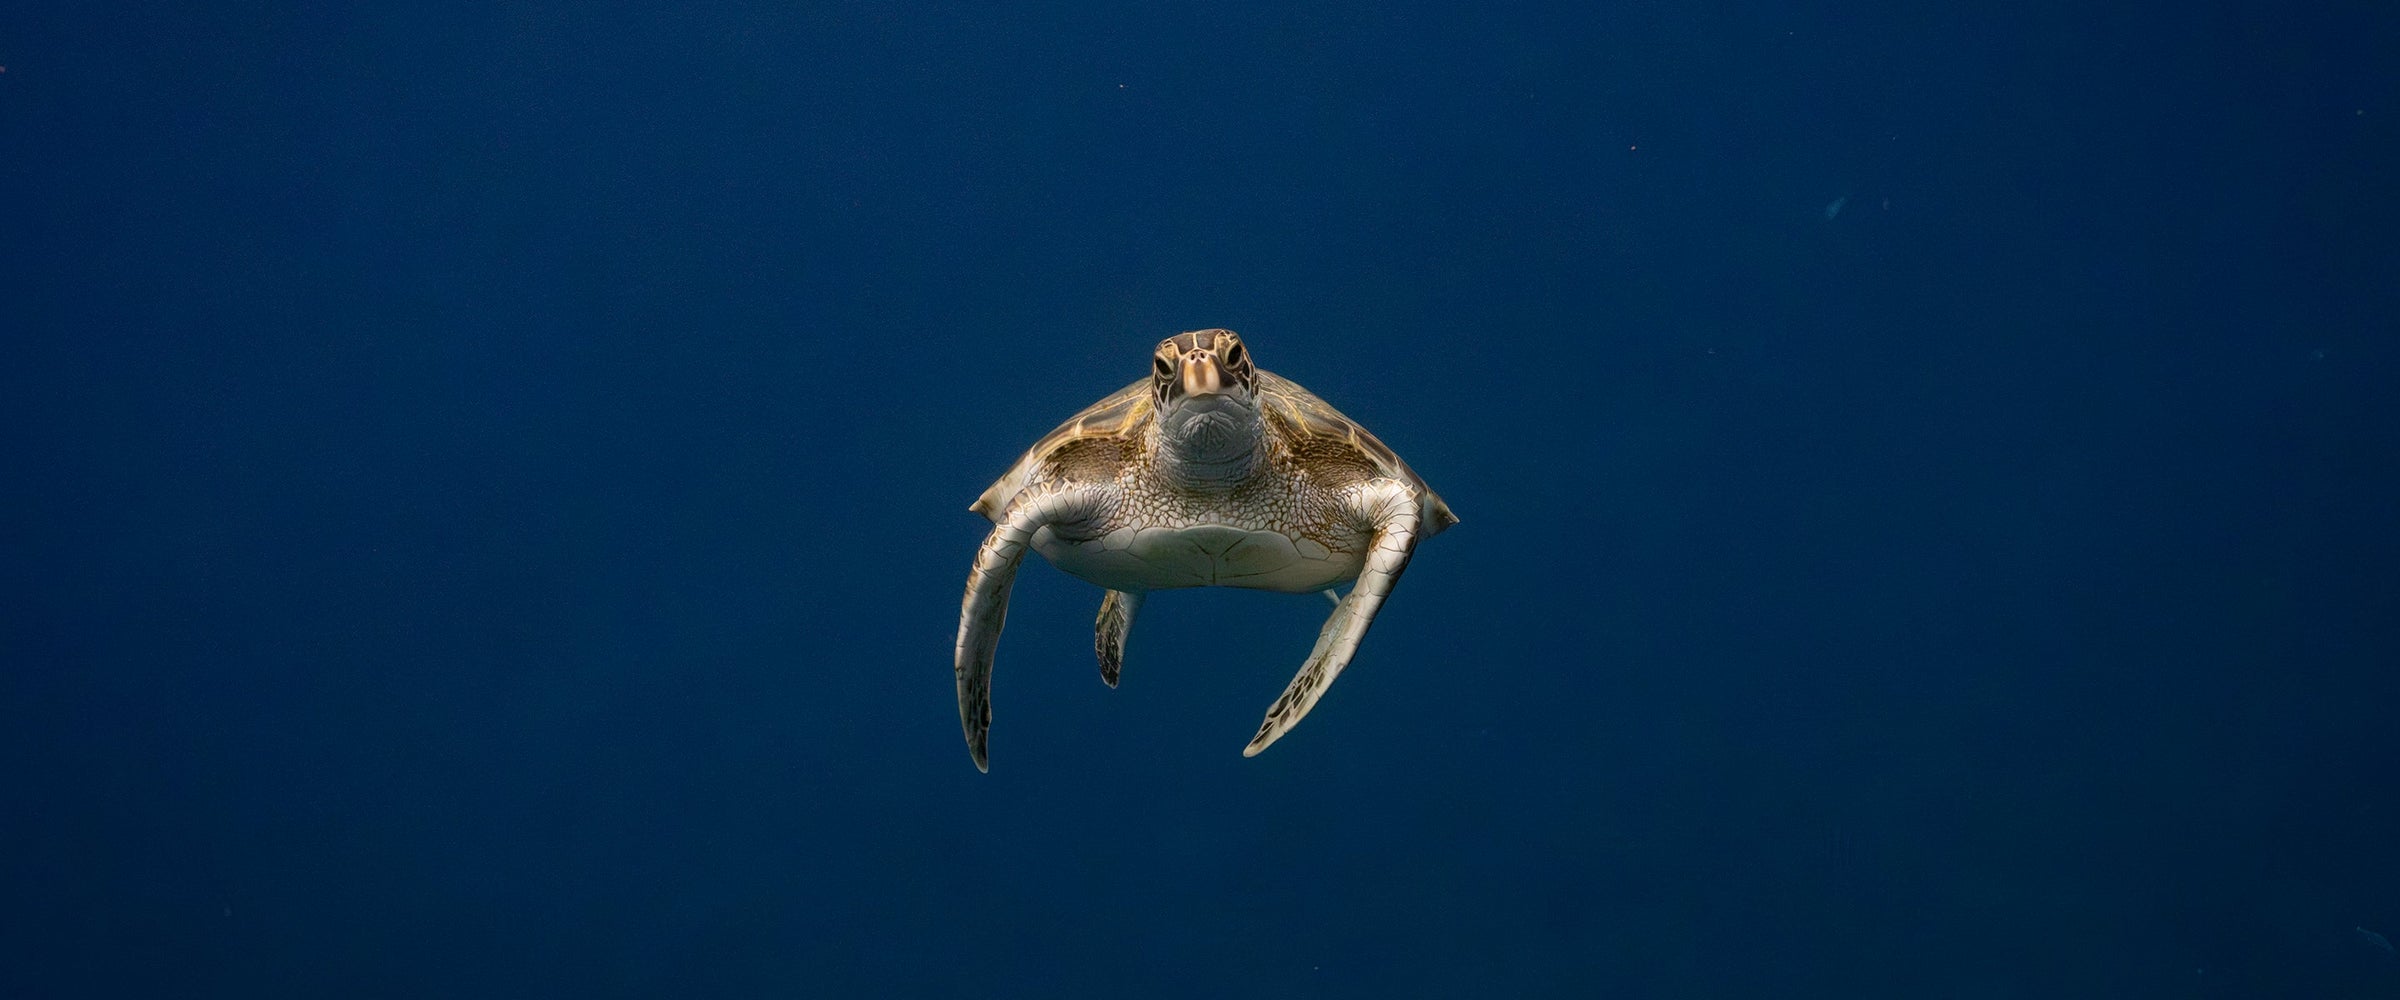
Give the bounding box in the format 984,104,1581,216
1021,420,1385,594
955,330,1455,771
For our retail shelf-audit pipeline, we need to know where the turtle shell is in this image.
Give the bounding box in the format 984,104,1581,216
970,370,1457,536
969,377,1152,522
1250,371,1457,536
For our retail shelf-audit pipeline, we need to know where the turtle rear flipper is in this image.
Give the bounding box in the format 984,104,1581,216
1095,589,1144,688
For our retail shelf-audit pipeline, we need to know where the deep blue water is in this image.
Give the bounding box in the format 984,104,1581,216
6,4,2398,997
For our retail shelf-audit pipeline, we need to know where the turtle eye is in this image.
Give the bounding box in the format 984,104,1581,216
1223,342,1246,369
1154,356,1174,378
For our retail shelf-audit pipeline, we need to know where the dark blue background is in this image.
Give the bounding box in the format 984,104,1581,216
6,3,2397,996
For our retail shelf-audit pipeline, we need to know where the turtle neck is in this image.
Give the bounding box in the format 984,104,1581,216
1153,396,1265,493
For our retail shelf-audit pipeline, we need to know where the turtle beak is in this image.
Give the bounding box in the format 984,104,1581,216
1180,354,1227,397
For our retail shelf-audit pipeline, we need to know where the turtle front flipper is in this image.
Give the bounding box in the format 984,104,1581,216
957,488,1102,772
1095,590,1145,688
1244,481,1424,757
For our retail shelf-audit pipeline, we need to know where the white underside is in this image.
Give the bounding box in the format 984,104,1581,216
1032,523,1364,593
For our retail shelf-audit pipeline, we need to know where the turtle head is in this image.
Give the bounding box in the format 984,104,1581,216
1150,329,1264,484
1151,328,1258,407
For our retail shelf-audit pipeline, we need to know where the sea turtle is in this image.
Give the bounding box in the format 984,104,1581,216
955,328,1457,770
